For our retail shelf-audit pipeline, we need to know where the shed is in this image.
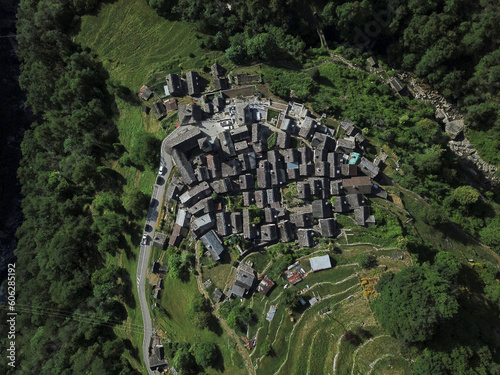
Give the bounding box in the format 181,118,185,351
309,254,332,272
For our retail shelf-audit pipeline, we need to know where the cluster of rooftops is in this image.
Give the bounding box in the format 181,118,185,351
162,97,387,266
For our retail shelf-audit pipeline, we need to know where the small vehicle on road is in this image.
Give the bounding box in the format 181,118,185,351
159,165,165,175
141,233,148,245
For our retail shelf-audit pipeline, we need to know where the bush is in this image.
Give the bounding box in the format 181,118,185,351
343,330,361,345
356,253,376,269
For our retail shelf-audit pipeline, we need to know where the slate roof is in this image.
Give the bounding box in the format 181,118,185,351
346,194,365,210
359,157,379,178
239,174,255,190
231,212,243,233
340,118,355,135
188,197,214,217
299,163,314,177
287,168,300,180
330,180,343,196
213,96,225,112
165,125,203,154
243,191,256,206
172,149,197,186
235,103,252,125
166,73,183,96
299,116,316,140
231,263,256,297
200,230,225,261
314,161,330,177
297,229,314,247
342,176,372,195
277,131,290,149
278,220,293,242
284,148,300,164
218,131,236,159
152,232,168,249
216,212,232,237
178,104,202,125
335,138,355,154
186,71,201,96
191,213,215,237
179,181,211,207
166,177,185,202
319,218,337,237
243,209,258,239
334,196,349,213
298,146,313,164
257,166,271,189
206,154,221,179
152,102,167,120
290,212,314,228
211,178,233,194
234,140,249,153
195,166,210,182
139,85,153,101
230,125,250,142
297,181,310,199
389,77,405,92
312,199,333,219
255,190,268,208
311,133,336,151
261,223,278,242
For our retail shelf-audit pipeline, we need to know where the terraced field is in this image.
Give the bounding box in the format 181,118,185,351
204,246,414,375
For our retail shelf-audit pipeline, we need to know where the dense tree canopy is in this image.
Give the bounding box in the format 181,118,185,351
372,254,460,344
7,0,140,373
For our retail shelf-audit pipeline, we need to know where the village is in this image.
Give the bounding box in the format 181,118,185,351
139,63,392,373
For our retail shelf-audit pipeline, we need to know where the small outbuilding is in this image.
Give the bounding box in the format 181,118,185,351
309,254,332,272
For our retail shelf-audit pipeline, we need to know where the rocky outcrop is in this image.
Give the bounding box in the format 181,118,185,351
449,139,500,187
401,73,499,187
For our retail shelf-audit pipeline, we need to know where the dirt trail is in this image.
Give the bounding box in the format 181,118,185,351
194,243,256,375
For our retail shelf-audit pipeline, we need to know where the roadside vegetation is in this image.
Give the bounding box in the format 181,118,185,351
10,0,500,374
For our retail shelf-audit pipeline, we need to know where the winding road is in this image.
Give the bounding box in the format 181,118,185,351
136,133,175,374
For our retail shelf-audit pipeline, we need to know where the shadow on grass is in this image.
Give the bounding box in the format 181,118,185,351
212,344,226,372
207,314,223,336
120,268,136,308
125,338,141,361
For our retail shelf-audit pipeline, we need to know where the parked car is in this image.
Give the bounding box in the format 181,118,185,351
141,233,148,245
159,165,165,175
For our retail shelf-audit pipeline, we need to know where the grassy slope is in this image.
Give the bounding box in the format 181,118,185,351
155,275,246,374
76,0,234,372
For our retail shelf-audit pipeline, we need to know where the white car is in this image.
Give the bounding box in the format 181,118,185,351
159,165,165,175
141,233,148,246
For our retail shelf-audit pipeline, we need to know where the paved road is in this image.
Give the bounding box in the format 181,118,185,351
136,134,173,374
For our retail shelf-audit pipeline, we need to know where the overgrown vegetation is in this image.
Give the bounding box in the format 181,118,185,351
7,0,140,373
372,251,500,372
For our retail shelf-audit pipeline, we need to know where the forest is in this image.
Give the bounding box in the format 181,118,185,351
148,0,500,251
0,0,146,373
151,0,500,166
4,0,500,373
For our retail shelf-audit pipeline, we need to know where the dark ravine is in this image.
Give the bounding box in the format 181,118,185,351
0,0,34,287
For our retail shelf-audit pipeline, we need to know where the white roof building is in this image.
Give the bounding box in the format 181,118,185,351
309,254,332,272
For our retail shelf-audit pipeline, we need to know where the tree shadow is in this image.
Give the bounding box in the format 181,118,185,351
207,314,223,336
125,338,140,361
212,345,225,372
119,268,136,308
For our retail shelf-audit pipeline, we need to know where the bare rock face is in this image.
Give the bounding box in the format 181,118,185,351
445,119,465,140
435,108,448,123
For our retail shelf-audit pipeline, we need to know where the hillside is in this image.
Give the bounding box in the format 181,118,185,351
8,0,500,374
